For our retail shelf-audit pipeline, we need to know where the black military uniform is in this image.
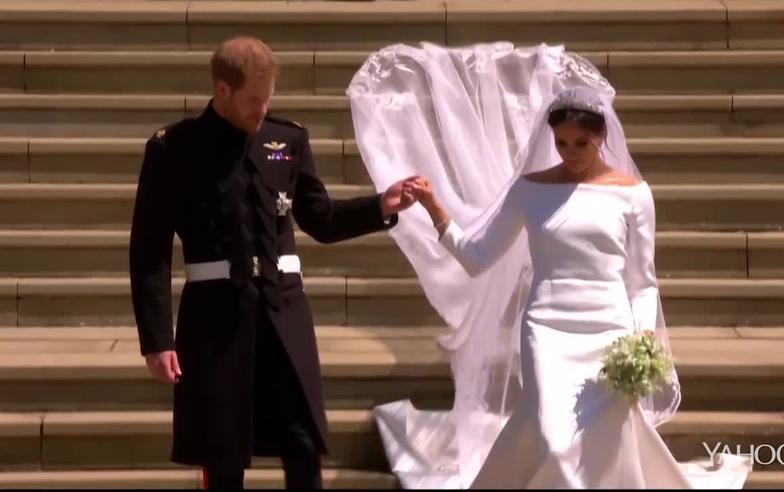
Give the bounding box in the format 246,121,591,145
129,101,397,488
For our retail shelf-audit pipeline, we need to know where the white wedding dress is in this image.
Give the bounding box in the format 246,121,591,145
440,178,749,488
347,43,753,489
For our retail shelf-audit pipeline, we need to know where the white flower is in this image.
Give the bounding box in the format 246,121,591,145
598,331,674,401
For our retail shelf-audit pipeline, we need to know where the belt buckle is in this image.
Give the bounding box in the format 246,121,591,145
251,256,262,277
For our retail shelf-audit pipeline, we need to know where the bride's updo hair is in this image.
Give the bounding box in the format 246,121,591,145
545,88,608,137
547,107,606,136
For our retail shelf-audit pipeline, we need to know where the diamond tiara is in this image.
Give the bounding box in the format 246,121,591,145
547,90,604,116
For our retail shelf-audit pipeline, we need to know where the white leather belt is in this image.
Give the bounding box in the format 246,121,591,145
185,255,301,282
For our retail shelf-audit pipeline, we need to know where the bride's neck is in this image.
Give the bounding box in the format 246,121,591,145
563,159,609,183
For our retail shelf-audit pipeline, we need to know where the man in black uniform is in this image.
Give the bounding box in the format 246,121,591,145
129,37,418,489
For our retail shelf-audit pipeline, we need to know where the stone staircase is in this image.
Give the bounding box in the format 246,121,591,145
0,0,783,489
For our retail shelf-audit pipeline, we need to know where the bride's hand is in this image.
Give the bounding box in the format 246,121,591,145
410,177,451,234
410,177,436,209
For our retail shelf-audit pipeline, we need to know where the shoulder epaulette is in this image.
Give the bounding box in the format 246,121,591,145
265,114,304,130
150,117,199,143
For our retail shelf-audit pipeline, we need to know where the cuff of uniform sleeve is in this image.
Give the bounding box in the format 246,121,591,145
382,213,399,228
377,193,399,229
139,336,175,356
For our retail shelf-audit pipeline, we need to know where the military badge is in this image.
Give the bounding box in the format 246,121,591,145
276,191,292,216
264,141,293,161
264,141,286,151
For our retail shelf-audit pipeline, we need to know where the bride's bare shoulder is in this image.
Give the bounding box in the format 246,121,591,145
591,170,643,187
522,168,643,186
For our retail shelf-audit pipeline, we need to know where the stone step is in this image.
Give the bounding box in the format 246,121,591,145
0,325,451,344
444,0,781,52
0,0,776,52
0,408,383,470
305,49,784,96
0,468,397,489
2,324,782,348
1,409,783,471
0,325,454,412
0,94,351,139
0,135,349,184
607,51,784,94
725,0,784,50
3,276,784,328
2,94,784,140
748,233,784,278
297,50,784,96
0,229,417,279
747,471,784,490
0,183,368,229
6,135,784,185
314,49,784,96
0,468,778,490
2,49,784,95
0,183,782,231
663,412,784,471
0,0,441,52
0,325,454,354
0,327,781,412
4,325,781,349
0,229,763,280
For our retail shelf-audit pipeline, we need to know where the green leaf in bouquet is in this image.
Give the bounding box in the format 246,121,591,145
598,331,674,401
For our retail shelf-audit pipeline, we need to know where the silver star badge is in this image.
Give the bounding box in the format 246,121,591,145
276,191,292,216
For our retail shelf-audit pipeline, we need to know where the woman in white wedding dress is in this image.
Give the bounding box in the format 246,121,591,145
347,43,752,489
409,89,748,488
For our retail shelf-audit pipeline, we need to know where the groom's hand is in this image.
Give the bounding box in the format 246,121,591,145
381,176,420,217
145,350,182,384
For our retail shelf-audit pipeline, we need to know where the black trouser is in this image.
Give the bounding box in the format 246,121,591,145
202,306,325,490
280,419,324,489
202,465,243,490
202,424,322,489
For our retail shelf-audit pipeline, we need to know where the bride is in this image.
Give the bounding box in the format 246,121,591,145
347,43,752,489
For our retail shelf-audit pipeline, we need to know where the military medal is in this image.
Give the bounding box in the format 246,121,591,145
276,191,292,216
264,140,292,161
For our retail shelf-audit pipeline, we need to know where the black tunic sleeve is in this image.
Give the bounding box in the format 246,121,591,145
130,136,176,355
291,127,398,244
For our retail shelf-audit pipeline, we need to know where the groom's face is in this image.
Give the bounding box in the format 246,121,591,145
553,121,603,173
215,71,275,134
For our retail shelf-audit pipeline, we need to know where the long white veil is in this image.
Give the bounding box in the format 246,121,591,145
347,42,680,489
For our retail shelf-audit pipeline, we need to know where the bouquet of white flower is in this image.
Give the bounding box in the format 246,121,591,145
599,330,674,401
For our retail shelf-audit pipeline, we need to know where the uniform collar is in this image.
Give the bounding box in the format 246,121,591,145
202,99,250,148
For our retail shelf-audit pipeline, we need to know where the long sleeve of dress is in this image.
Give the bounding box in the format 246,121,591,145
438,178,527,278
625,183,660,332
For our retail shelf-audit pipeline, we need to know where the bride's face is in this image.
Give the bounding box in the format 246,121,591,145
553,121,604,174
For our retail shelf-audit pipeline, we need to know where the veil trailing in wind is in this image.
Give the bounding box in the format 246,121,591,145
346,42,680,489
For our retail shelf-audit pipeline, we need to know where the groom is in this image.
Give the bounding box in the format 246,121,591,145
130,36,419,489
